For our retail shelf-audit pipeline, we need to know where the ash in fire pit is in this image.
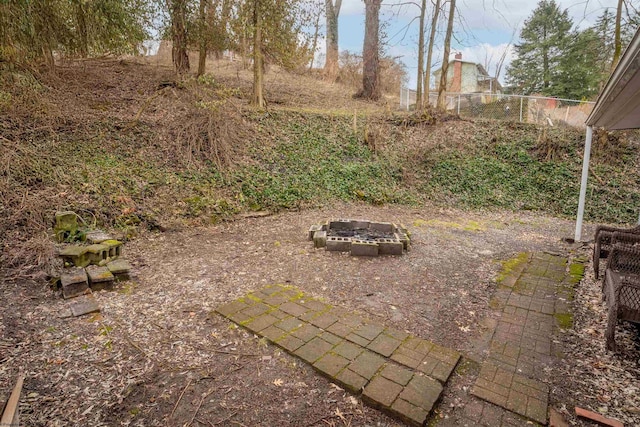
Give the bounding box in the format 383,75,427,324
308,219,410,256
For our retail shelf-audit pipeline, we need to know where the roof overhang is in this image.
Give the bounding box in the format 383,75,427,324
586,27,640,130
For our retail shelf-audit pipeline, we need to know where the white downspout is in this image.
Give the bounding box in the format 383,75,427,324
575,125,593,242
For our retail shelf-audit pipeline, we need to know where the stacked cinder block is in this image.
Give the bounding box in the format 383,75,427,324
308,219,410,257
54,211,133,317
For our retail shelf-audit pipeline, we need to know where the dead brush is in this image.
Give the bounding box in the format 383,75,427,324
169,106,239,171
151,78,251,173
590,128,638,165
534,125,580,162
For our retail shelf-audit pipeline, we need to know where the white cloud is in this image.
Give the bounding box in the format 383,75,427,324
457,43,515,82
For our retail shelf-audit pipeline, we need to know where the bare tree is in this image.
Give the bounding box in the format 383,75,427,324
359,0,382,100
197,0,209,77
171,0,190,74
612,0,624,69
324,0,342,79
252,0,265,108
415,0,427,108
74,0,88,57
436,0,454,110
309,2,323,70
424,0,441,106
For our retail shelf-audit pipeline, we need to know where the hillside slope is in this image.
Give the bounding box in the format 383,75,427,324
1,59,639,278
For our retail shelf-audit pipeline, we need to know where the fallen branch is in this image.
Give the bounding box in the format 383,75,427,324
187,388,216,427
123,332,157,363
0,370,25,426
170,378,192,419
124,89,166,131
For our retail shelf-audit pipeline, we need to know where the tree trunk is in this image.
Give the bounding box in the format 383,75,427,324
424,0,440,106
309,8,322,70
416,0,427,108
210,0,229,60
252,0,265,108
197,0,208,77
74,0,88,57
542,24,548,89
437,0,455,110
324,0,342,80
242,24,249,69
360,0,382,101
612,0,623,70
171,0,190,74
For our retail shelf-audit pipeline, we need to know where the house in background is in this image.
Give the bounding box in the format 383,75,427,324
433,53,502,94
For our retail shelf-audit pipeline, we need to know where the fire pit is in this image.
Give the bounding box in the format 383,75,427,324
308,219,410,256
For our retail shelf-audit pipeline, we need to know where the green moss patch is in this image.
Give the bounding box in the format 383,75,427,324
496,253,530,284
568,262,586,284
555,312,574,329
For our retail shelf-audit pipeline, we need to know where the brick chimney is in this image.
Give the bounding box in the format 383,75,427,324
450,52,463,92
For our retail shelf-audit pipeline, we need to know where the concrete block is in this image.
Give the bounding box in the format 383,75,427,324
55,211,78,230
350,220,371,230
313,230,327,248
351,240,379,257
370,222,394,233
59,245,90,268
377,238,404,255
68,294,100,317
308,224,323,241
102,240,123,258
85,244,109,265
86,265,115,291
396,223,410,237
395,233,411,250
61,267,88,287
107,259,132,281
329,219,353,231
85,230,112,244
326,236,351,252
62,280,90,299
54,211,78,242
61,268,89,299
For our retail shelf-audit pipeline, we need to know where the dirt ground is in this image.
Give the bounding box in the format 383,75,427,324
4,203,638,426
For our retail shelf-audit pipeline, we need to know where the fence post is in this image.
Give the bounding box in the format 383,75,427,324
519,97,524,123
457,94,461,115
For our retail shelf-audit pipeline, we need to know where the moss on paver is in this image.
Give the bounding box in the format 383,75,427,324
474,252,572,425
554,312,573,329
568,262,585,284
496,253,530,285
216,283,460,427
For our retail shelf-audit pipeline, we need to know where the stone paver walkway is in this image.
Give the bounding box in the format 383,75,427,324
471,252,584,425
216,284,461,426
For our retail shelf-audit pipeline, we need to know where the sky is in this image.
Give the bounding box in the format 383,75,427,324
313,0,625,89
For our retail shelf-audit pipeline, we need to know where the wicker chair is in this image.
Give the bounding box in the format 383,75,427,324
593,224,640,279
602,232,640,351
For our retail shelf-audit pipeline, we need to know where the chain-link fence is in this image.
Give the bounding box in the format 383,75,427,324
399,88,595,128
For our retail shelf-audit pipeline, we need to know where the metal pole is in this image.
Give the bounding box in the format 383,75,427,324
519,97,523,123
575,125,593,242
457,94,461,115
400,85,402,110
